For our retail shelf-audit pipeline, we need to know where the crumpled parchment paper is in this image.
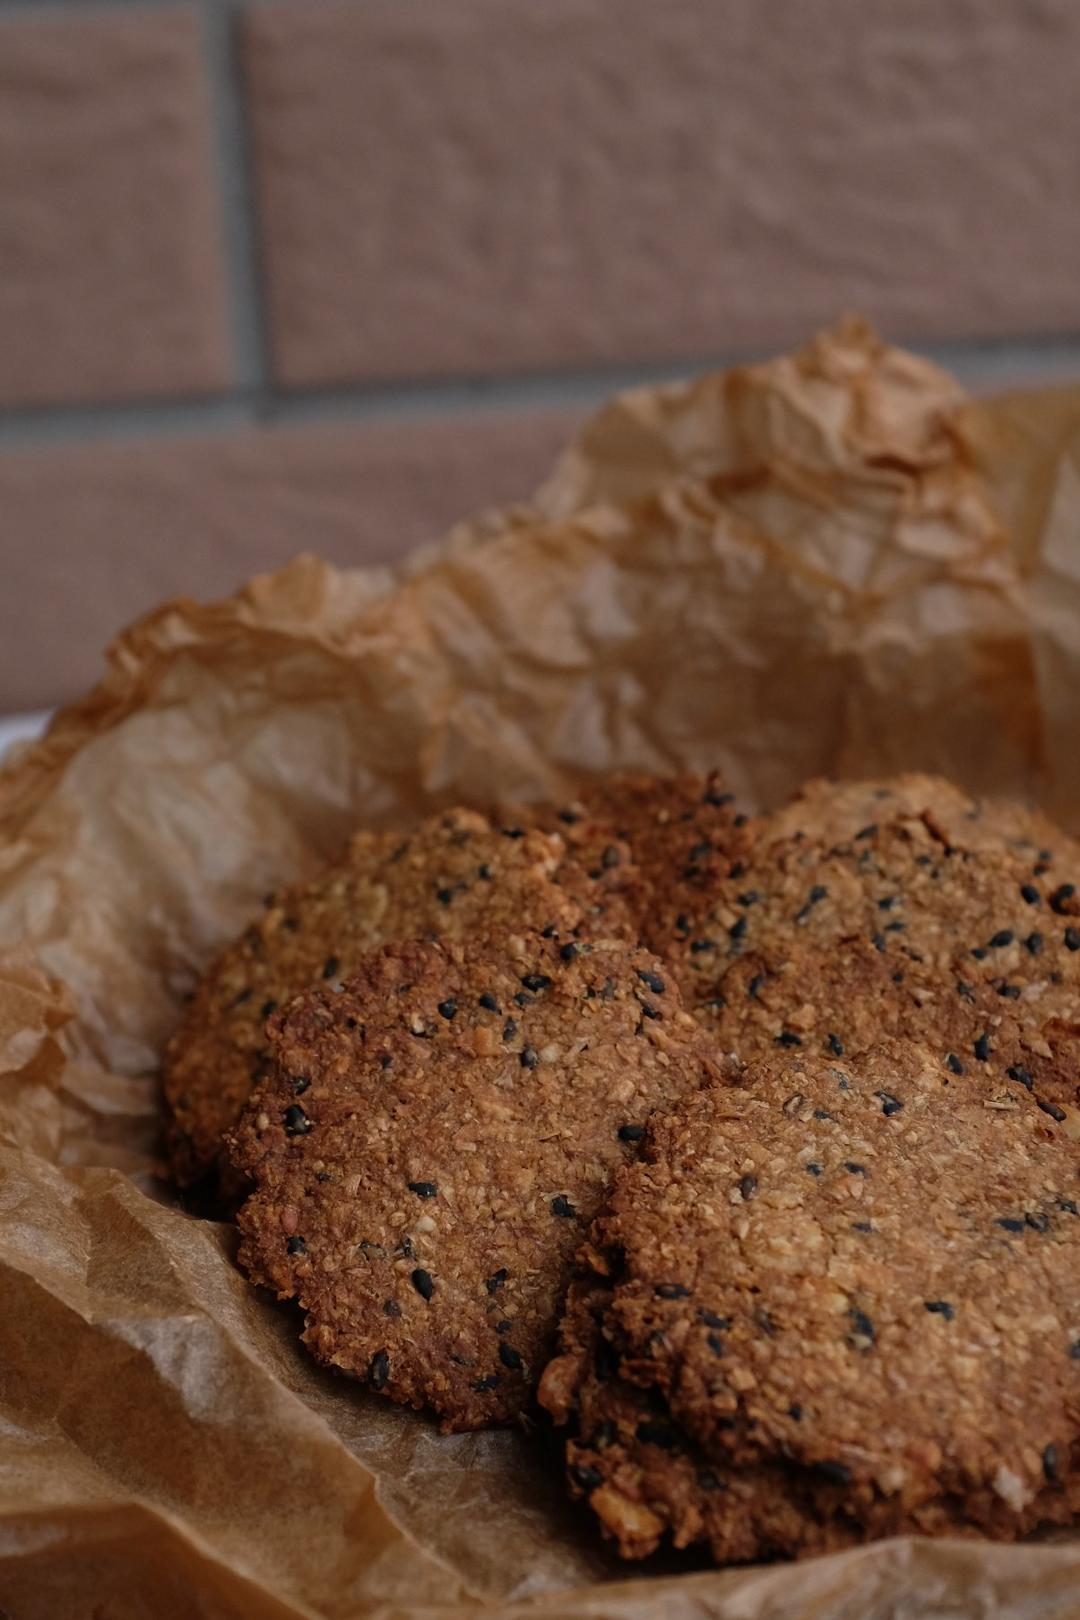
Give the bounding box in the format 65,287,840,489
3,318,1080,1620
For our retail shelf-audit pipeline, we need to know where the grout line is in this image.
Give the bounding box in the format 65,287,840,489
1,334,1080,454
200,0,270,395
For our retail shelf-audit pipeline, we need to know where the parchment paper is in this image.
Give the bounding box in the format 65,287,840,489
3,318,1080,1620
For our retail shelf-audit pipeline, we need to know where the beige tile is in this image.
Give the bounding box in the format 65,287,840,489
243,0,1080,390
0,405,582,710
0,6,231,408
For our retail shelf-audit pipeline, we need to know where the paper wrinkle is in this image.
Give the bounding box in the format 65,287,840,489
2,319,1080,1618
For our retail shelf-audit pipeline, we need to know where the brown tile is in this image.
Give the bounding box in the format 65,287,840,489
0,6,231,408
0,405,581,710
244,0,1080,391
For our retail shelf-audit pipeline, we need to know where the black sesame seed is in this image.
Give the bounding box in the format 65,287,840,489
501,826,525,839
827,1033,844,1057
369,1351,390,1390
473,1373,501,1392
775,1031,802,1048
520,1045,539,1069
1025,931,1045,956
411,1268,435,1301
1021,883,1041,905
971,946,988,960
852,1221,873,1233
599,977,617,1002
747,973,764,999
559,941,581,962
974,1033,992,1062
1070,1340,1080,1360
286,1235,307,1255
956,980,975,1002
291,1074,310,1095
706,1331,725,1355
1043,1444,1060,1482
521,973,552,992
557,807,581,825
734,813,748,828
437,998,457,1021
618,1123,645,1142
572,1463,603,1491
924,1300,955,1320
997,1217,1025,1233
871,933,886,952
502,1018,518,1041
844,1161,866,1175
498,1342,523,1370
231,987,253,1008
408,1181,438,1199
640,1002,661,1020
806,1162,823,1177
812,1109,835,1121
514,992,535,1008
1039,1100,1067,1122
322,955,340,979
655,1283,691,1299
877,1091,903,1116
494,1319,512,1335
478,992,500,1012
705,788,735,807
945,1053,965,1076
728,915,748,942
435,888,454,905
1060,1199,1079,1215
849,1307,875,1344
551,1195,576,1218
636,969,666,995
1006,1064,1033,1090
635,1421,679,1450
477,864,493,881
690,938,717,954
989,930,1014,949
1050,883,1076,914
283,1105,311,1135
540,923,559,939
1067,928,1080,952
384,1299,402,1318
739,1173,758,1200
1026,1211,1050,1233
789,1402,803,1420
261,999,278,1019
814,1460,852,1487
737,890,761,907
855,824,877,840
697,1309,730,1329
485,1269,507,1293
379,1053,393,1070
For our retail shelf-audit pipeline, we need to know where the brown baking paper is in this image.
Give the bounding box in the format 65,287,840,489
3,318,1080,1620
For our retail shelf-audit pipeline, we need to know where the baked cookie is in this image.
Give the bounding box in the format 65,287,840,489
228,930,717,1430
674,778,1080,1017
765,774,1078,865
507,771,754,959
164,809,618,1189
699,937,1080,1116
541,1041,1080,1561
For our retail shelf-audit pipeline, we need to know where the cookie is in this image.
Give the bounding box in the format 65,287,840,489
765,774,1078,864
164,808,614,1189
541,1040,1080,1561
699,937,1080,1117
674,778,1080,1018
228,930,716,1431
507,771,754,959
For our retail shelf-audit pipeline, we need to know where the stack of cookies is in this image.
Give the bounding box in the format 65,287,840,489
162,772,1080,1564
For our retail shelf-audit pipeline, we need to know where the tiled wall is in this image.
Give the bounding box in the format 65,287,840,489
3,0,1080,709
